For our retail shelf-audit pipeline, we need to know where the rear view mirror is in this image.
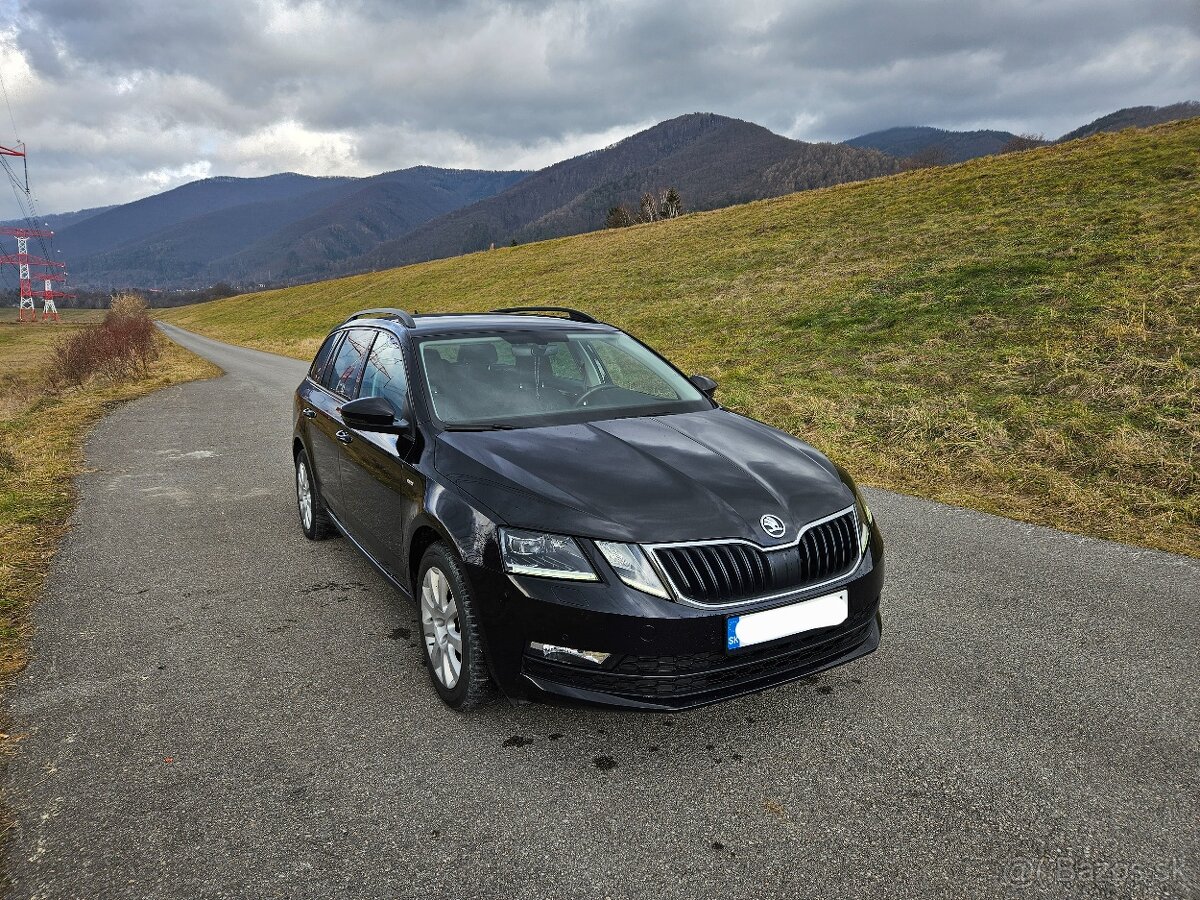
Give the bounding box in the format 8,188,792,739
689,374,718,397
342,395,412,435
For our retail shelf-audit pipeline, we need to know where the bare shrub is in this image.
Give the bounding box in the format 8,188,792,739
638,193,659,223
52,293,160,387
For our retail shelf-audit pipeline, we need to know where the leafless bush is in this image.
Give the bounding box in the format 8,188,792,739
52,293,160,386
638,192,659,223
630,187,683,224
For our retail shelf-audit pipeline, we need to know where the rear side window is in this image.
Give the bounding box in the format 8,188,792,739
320,328,375,397
359,332,409,412
309,333,342,382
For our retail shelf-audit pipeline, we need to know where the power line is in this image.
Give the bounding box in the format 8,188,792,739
0,67,52,258
1,155,54,260
0,69,19,144
0,64,71,321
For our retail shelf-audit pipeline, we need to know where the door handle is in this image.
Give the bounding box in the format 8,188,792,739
302,407,316,419
335,430,353,444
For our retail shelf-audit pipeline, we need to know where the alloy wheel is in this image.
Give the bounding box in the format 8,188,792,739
421,566,462,689
296,460,314,530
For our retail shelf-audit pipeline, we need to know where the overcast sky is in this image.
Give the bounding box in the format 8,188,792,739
0,0,1197,217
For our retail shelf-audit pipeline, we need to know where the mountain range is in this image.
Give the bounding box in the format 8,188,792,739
7,102,1197,293
845,126,1020,163
1056,101,1200,142
845,101,1200,164
39,169,527,289
352,113,898,276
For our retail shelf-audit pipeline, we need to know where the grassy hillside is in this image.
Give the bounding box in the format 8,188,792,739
164,120,1200,557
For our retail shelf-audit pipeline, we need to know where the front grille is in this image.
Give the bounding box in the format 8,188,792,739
523,613,875,706
653,508,860,605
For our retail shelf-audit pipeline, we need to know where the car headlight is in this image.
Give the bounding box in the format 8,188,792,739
851,483,874,552
499,528,598,581
594,540,671,599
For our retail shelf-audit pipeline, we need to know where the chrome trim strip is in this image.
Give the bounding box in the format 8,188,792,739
646,505,862,610
504,564,599,582
645,504,857,553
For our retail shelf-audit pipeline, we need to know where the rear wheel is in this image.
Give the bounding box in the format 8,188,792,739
295,448,334,540
418,543,493,710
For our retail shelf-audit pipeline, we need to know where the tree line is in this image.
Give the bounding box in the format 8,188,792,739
1,282,242,310
605,188,684,228
900,133,1049,170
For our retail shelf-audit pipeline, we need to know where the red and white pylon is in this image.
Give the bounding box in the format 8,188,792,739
38,271,69,322
0,227,69,323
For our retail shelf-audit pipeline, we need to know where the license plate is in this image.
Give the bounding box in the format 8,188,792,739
726,590,848,650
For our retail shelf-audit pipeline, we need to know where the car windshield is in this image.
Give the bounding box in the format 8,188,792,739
416,329,711,428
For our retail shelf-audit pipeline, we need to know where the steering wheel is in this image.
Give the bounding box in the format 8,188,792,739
573,384,624,407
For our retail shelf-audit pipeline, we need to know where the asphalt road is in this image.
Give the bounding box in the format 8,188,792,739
3,323,1197,899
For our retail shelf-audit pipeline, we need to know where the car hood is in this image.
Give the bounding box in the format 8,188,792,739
433,409,854,545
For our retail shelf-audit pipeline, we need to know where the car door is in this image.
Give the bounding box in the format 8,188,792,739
307,327,373,520
338,330,424,581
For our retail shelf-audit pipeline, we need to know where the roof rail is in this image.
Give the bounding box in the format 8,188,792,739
490,306,597,323
343,307,417,328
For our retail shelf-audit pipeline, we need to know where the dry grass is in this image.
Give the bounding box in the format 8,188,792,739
0,311,219,679
165,120,1200,556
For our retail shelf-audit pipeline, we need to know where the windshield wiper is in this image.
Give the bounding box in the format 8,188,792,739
445,423,518,432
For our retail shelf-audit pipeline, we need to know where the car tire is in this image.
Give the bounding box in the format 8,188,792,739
417,543,494,710
295,448,335,540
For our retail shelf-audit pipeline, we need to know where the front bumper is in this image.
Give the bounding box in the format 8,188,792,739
467,522,884,710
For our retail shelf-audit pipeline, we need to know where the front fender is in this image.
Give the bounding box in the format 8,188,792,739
423,479,503,568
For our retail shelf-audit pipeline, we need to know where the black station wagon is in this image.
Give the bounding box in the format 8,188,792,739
293,306,883,710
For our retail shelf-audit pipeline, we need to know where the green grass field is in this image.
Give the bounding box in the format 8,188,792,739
164,120,1200,557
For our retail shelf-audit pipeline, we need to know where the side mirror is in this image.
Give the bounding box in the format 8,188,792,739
689,374,718,397
342,395,412,435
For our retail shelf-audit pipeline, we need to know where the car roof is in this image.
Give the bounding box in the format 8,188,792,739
341,312,618,336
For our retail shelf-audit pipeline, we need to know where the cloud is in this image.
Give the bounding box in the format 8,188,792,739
0,0,1196,218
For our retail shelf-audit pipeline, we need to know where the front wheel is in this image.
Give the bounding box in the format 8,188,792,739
418,543,494,710
295,448,335,540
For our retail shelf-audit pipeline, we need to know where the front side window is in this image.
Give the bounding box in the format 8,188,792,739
359,332,409,413
417,330,708,428
589,340,681,399
320,328,374,397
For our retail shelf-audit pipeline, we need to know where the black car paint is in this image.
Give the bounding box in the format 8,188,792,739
436,411,852,545
293,314,883,709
